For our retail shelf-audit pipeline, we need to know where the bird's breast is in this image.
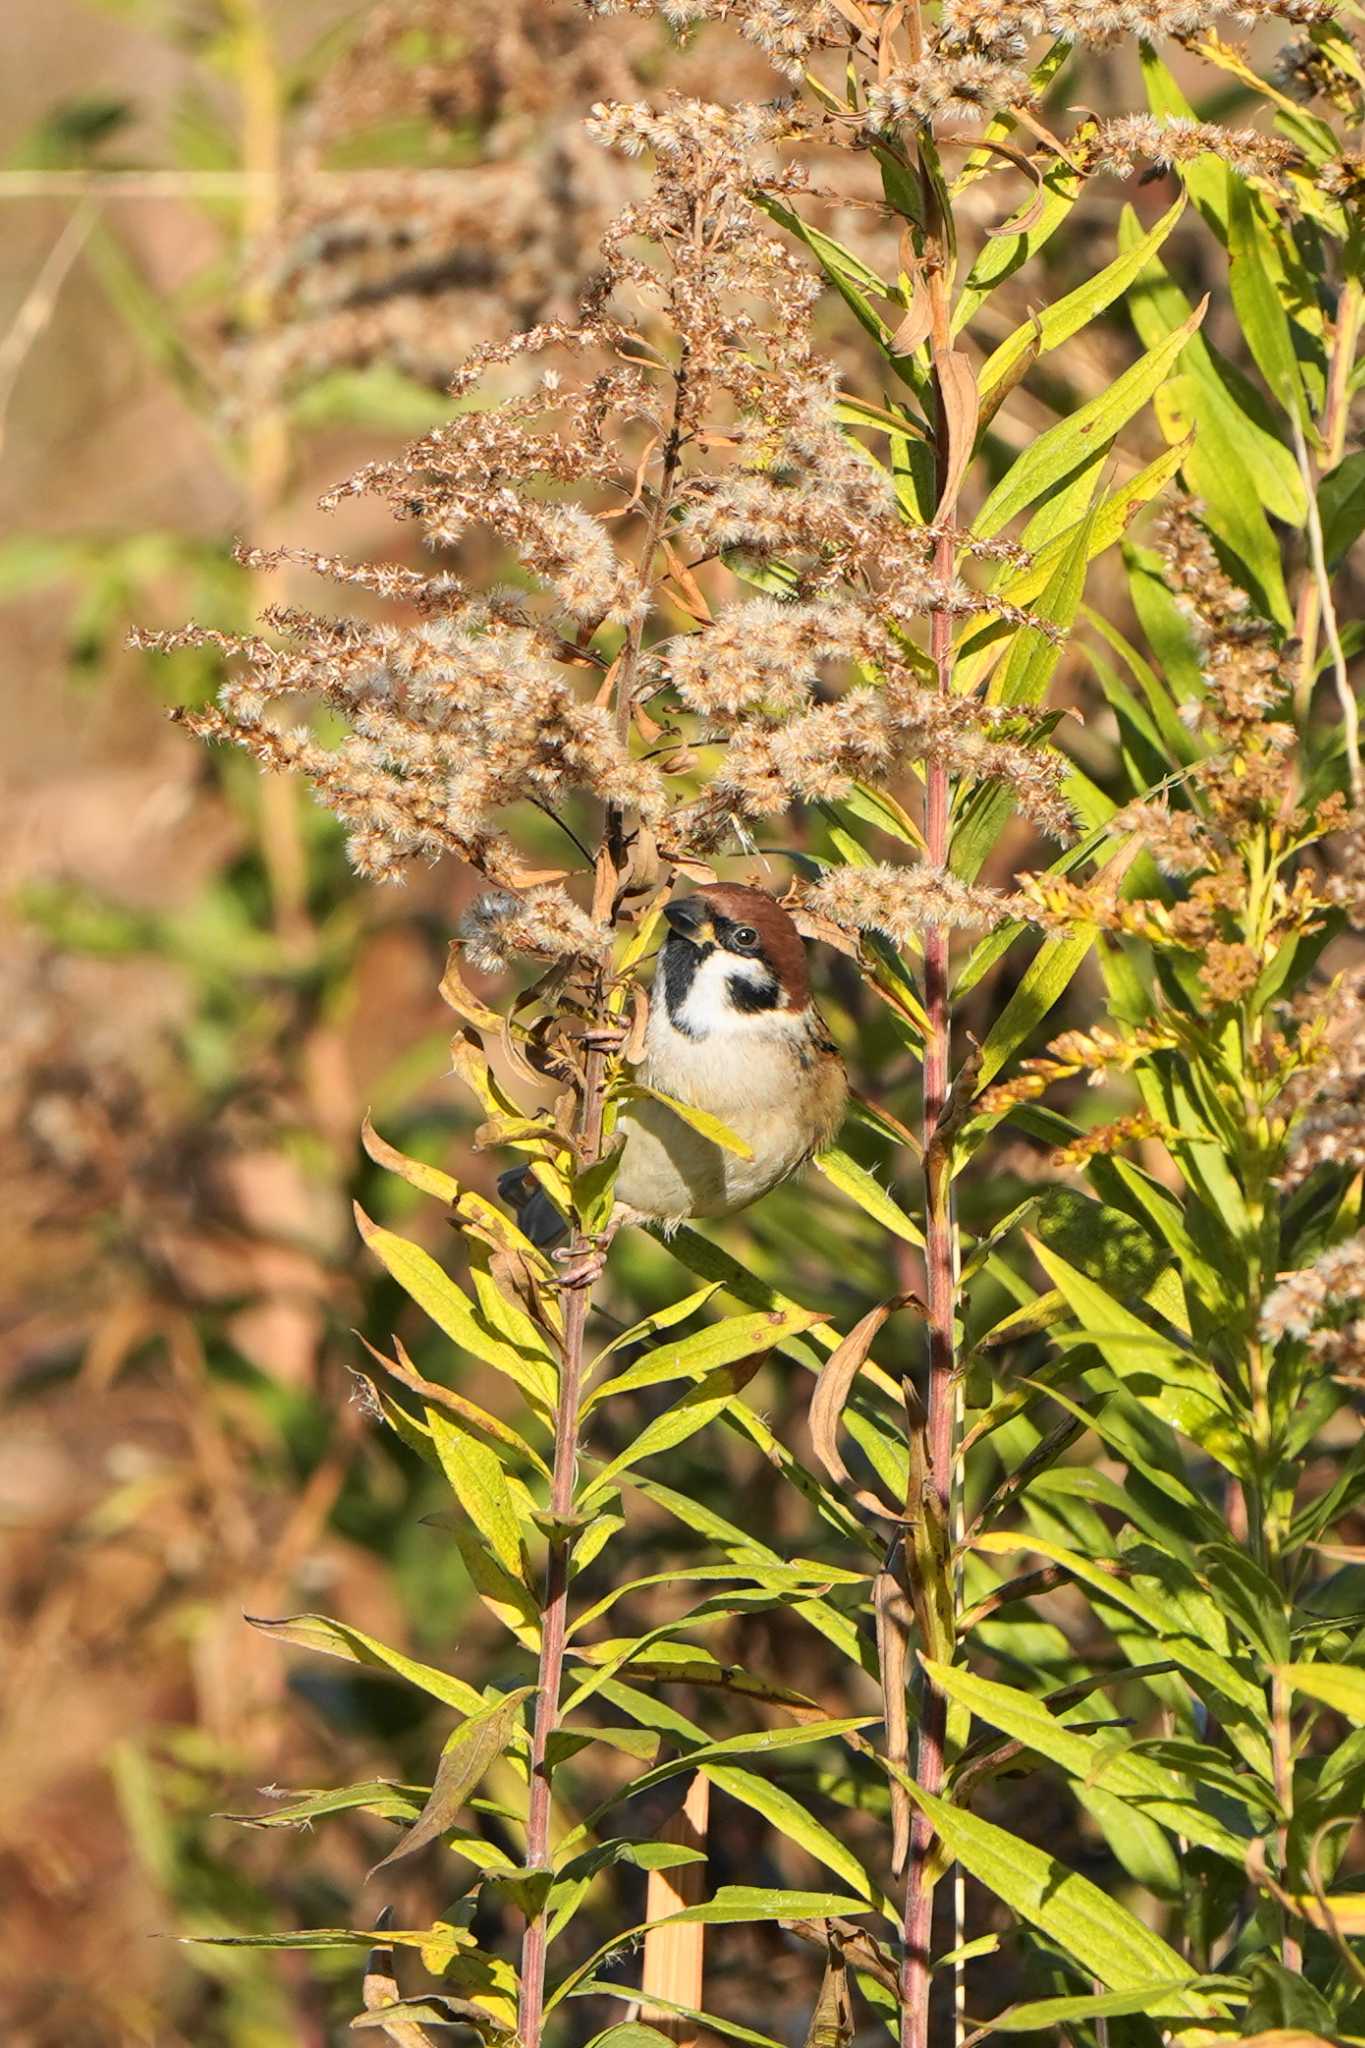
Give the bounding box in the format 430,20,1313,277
613,1007,845,1225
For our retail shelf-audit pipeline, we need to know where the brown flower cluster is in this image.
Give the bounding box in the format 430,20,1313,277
976,1022,1177,1120
1262,1233,1365,1378
583,0,845,80
1084,114,1300,184
143,91,1070,971
943,0,1329,39
245,0,789,403
863,47,1035,131
1014,495,1337,1008
1278,973,1365,1191
457,887,607,973
807,862,1020,947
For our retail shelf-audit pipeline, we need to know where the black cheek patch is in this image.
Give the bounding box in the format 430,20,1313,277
726,972,781,1014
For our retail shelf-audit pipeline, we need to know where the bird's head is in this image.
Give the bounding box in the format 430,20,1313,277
657,884,812,1039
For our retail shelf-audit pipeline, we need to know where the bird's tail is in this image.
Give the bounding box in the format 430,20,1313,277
498,1166,570,1252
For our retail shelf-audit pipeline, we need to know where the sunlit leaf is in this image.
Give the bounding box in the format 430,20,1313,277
897,1783,1224,2014
371,1687,535,1875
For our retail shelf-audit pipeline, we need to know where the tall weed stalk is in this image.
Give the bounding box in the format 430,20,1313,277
135,3,1365,2046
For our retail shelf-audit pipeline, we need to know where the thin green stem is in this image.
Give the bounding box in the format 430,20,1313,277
901,156,962,2048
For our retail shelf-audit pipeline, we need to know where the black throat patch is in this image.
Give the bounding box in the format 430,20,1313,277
659,934,710,1037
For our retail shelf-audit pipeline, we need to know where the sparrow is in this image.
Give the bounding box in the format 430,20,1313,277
503,883,847,1251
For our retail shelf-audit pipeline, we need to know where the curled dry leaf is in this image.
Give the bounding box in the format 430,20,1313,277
875,1545,916,1877
810,1292,924,1521
802,1936,855,2048
933,349,979,520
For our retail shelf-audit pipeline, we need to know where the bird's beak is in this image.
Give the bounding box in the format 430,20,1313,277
663,896,715,947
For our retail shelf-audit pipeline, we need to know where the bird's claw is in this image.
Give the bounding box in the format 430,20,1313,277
581,1024,627,1051
552,1246,609,1290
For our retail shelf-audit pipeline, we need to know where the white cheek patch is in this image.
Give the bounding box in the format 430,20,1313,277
672,951,782,1039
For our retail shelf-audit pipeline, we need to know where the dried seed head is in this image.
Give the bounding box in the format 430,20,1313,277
806,862,1021,944
457,886,607,973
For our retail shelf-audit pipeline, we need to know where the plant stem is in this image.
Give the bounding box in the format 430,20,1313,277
517,340,689,2048
1291,271,1361,787
1291,410,1361,804
229,0,313,951
517,1040,610,2048
901,198,961,2048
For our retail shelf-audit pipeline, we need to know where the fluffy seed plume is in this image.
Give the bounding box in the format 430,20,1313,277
806,863,1021,945
457,887,607,973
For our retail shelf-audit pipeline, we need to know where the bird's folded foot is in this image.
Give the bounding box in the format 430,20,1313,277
551,1213,623,1291
580,1023,627,1051
552,1246,608,1290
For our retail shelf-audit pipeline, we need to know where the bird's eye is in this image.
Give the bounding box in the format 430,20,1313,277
730,925,759,950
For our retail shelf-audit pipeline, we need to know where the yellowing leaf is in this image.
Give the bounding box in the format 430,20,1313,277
355,1205,556,1412
370,1687,534,1877
617,1083,753,1159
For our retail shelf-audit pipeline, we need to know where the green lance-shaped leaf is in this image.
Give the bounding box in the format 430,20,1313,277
954,441,1191,710
952,498,1099,886
978,191,1186,404
1082,605,1199,770
577,1354,771,1507
1226,172,1306,423
185,1929,451,1953
370,1686,535,1876
895,1782,1224,2016
448,1524,541,1651
982,1982,1233,2036
1028,1237,1242,1471
427,1409,530,1582
568,1560,867,1640
581,1720,880,1828
972,931,1095,1091
1318,449,1365,569
245,1613,487,1716
584,1305,828,1413
547,1891,876,2014
354,1205,556,1413
813,1147,923,1246
926,1659,1251,1862
952,164,1081,337
753,195,896,304
544,1725,659,1767
1120,211,1301,617
972,1531,1272,1777
578,1988,785,2048
361,1116,461,1206
1276,1662,1365,1721
706,1766,887,1918
974,301,1205,540
360,1335,552,1480
991,440,1189,615
573,1138,625,1233
222,1780,428,1831
584,2028,676,2048
588,1284,724,1365
557,1679,881,1917
991,492,1098,710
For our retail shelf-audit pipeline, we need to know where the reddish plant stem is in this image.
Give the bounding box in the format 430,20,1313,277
900,229,960,2048
516,1040,609,2048
517,342,690,2048
900,559,957,2048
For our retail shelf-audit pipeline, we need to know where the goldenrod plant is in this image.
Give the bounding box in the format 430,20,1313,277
88,0,1365,2042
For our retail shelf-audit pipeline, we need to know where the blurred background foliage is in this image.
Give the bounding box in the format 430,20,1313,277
2,4,1362,2045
